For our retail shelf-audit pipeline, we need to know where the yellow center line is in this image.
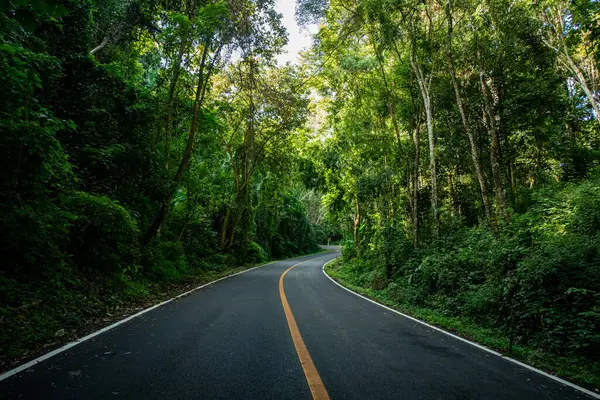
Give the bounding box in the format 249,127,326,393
279,259,331,400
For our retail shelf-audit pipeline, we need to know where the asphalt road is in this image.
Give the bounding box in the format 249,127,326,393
1,251,594,399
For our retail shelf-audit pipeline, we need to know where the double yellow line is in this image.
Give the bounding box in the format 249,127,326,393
279,259,331,400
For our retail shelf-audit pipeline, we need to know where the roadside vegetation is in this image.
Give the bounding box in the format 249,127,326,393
0,0,333,369
2,0,599,389
300,0,600,390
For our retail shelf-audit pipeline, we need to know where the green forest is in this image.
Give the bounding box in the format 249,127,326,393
1,0,599,389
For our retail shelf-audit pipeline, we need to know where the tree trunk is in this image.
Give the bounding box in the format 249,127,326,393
445,2,492,223
220,208,231,249
412,122,421,248
544,5,600,122
225,189,248,250
353,202,361,249
236,56,256,251
447,168,459,217
563,54,600,122
164,42,187,169
143,40,213,245
221,56,257,251
477,45,510,226
410,49,439,235
178,209,196,242
509,159,516,196
90,36,109,56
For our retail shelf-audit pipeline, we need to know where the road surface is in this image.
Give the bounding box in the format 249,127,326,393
1,251,594,399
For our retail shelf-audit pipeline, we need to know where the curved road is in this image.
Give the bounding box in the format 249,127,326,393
1,251,594,399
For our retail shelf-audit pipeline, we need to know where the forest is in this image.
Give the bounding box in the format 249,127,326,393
0,0,331,369
1,0,599,389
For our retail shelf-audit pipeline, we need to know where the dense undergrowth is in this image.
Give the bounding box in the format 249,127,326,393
327,174,600,389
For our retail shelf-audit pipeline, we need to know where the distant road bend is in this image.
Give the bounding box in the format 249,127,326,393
1,250,595,399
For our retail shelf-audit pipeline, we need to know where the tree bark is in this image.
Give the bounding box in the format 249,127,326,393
445,1,492,223
143,40,214,245
477,44,510,225
542,4,600,122
178,209,196,242
90,36,109,56
220,56,257,251
412,122,421,248
410,47,439,235
353,201,361,250
164,41,187,169
447,168,459,217
563,54,600,122
220,208,231,249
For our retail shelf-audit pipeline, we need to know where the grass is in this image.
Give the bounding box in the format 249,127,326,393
325,258,600,392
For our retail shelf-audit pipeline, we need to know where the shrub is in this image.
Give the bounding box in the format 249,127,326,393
0,43,75,276
458,282,503,321
343,177,600,360
144,241,188,282
65,192,140,275
120,275,150,299
179,219,219,269
247,241,269,264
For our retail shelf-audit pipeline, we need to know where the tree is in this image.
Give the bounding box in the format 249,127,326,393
217,62,309,250
538,0,600,121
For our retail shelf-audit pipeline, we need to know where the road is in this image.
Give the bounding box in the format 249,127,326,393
1,251,594,399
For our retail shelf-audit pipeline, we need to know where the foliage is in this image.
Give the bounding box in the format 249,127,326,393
2,0,599,387
331,176,600,365
0,0,324,366
325,259,600,389
247,241,269,264
65,192,141,274
144,240,188,281
304,0,600,386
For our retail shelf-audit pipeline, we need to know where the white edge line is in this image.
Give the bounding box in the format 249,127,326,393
321,257,600,400
0,259,283,382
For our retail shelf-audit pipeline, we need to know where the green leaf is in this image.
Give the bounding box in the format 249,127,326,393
59,211,78,221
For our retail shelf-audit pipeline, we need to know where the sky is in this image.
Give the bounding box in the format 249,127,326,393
275,0,318,65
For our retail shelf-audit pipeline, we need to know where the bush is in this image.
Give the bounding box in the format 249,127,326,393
144,241,188,281
120,274,150,299
343,178,600,361
247,241,269,264
179,219,220,269
0,42,75,276
65,192,140,275
458,282,503,321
